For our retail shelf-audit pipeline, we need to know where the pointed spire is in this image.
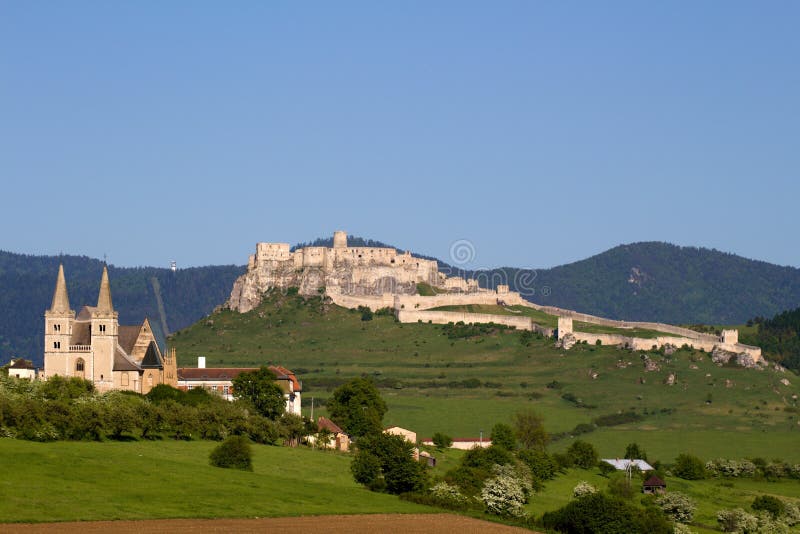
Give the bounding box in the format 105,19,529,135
50,264,71,313
96,265,114,312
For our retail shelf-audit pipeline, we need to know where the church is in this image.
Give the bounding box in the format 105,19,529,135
43,264,177,394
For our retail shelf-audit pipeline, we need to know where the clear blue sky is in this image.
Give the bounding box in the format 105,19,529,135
2,1,798,269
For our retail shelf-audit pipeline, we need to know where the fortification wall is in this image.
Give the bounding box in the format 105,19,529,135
327,292,396,311
394,292,524,311
517,300,718,342
569,332,761,361
396,309,554,337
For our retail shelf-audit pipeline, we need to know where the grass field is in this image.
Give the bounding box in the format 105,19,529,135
429,304,559,328
169,292,800,463
0,440,431,523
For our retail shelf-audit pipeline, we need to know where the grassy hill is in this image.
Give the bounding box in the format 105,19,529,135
170,291,800,463
0,439,430,523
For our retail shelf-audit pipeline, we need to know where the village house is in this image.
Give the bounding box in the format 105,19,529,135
176,357,302,415
310,416,350,452
5,359,36,380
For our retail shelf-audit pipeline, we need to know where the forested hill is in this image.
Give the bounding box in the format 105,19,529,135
0,251,244,366
3,241,800,366
505,242,800,325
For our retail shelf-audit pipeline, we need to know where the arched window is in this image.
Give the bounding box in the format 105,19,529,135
75,358,85,378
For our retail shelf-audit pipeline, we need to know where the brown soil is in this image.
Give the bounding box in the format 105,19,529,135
3,514,534,533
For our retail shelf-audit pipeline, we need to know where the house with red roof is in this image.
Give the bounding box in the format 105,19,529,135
177,357,302,415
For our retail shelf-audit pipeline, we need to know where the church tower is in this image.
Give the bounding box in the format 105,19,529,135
90,265,119,391
43,264,75,378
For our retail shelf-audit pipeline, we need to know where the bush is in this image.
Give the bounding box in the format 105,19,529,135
673,453,707,480
490,422,516,451
479,465,532,517
752,495,785,519
656,491,697,523
431,432,453,450
209,435,253,471
572,481,597,498
543,493,672,534
717,508,758,533
429,481,470,508
518,449,557,481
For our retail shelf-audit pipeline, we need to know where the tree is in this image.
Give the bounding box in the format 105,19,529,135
542,493,672,534
327,377,387,438
752,495,785,519
209,435,253,471
480,466,530,517
624,442,647,461
567,440,599,469
673,453,707,480
431,432,453,450
352,432,427,494
513,409,549,450
490,422,516,451
518,449,557,481
231,367,285,420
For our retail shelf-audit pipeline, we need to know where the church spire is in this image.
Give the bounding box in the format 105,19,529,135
50,264,71,313
96,265,114,312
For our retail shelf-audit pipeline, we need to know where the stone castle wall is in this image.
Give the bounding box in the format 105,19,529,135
396,309,554,337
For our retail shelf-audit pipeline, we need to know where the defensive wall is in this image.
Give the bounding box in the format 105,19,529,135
396,309,554,337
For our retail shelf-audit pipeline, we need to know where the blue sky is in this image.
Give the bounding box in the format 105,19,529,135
2,1,798,269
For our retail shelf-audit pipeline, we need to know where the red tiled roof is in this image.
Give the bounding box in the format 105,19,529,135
177,368,257,381
643,475,666,487
269,365,301,392
317,416,344,434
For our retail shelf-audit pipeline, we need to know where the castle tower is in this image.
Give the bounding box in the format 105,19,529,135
90,265,119,390
333,230,348,249
43,264,75,377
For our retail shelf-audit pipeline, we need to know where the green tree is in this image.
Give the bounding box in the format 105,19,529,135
567,440,599,469
542,493,672,534
513,409,549,450
327,377,387,438
431,432,453,450
624,442,647,461
490,422,516,451
232,367,285,420
352,432,428,494
752,495,785,519
673,453,707,480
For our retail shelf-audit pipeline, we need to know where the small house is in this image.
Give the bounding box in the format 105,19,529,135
642,475,667,494
7,359,37,380
315,416,350,452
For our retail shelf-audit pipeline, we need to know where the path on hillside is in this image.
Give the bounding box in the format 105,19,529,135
3,514,535,533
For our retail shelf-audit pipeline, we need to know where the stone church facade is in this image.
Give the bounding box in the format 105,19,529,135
43,264,177,393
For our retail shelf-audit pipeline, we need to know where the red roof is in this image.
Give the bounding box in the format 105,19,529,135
317,416,344,434
269,365,302,392
643,475,666,487
177,368,256,381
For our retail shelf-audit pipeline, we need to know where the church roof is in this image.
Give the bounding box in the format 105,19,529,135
140,341,163,369
118,325,142,355
113,347,141,372
96,265,114,312
70,322,91,345
49,264,72,313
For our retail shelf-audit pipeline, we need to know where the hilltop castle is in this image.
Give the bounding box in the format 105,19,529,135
43,264,177,393
229,231,480,312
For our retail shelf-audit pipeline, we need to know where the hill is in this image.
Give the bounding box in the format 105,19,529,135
170,290,800,463
488,242,800,325
5,239,800,366
0,250,244,365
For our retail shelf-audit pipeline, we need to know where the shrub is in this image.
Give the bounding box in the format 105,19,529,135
717,508,758,533
209,435,253,471
656,491,697,523
480,465,531,517
429,481,470,508
572,481,597,498
518,449,557,481
673,453,707,480
752,495,785,519
431,432,453,450
543,493,672,534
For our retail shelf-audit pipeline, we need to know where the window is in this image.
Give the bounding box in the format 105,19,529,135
223,386,230,396
53,341,61,349
99,324,106,333
53,324,61,332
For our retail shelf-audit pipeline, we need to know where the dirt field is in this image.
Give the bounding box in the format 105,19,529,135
3,514,534,533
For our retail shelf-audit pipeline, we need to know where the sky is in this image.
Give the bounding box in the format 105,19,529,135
1,1,798,270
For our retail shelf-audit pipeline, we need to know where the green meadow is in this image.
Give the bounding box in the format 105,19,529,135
0,439,430,523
